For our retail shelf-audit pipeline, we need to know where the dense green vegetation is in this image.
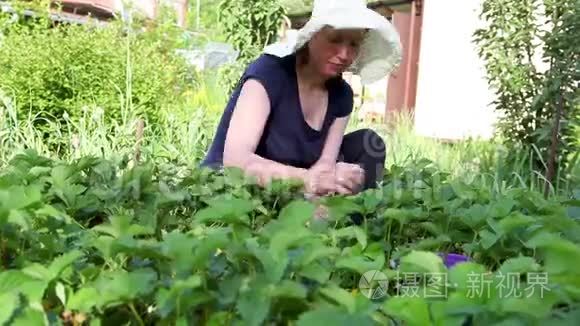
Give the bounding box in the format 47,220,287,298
1,151,579,325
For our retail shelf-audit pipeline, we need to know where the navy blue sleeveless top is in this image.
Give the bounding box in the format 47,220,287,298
200,53,354,170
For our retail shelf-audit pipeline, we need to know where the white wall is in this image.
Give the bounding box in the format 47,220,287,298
413,0,498,140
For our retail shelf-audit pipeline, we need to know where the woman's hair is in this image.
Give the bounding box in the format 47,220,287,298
296,43,310,66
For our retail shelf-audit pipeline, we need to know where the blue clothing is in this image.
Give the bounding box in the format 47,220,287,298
201,53,354,169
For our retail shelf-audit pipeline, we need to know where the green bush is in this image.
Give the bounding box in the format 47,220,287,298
216,0,285,92
0,11,194,129
473,0,580,188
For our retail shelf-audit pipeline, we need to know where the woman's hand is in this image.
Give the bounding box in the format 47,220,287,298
334,162,365,195
303,160,337,196
302,160,365,197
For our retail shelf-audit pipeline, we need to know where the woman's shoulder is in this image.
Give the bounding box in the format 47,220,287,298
245,53,294,78
238,54,294,108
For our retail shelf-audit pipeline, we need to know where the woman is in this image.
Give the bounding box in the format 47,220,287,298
201,0,402,202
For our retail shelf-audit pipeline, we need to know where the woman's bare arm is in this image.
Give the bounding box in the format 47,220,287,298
222,79,307,185
317,115,350,164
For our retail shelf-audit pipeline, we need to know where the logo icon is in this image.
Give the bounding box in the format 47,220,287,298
359,270,389,300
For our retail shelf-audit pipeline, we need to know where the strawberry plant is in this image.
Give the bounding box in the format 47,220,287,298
1,150,579,325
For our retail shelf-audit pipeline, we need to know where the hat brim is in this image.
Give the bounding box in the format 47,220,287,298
301,7,388,33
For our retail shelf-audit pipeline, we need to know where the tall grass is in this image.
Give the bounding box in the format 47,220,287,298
351,111,579,198
0,80,221,169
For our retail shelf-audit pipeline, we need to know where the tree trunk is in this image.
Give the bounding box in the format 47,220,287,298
544,85,564,198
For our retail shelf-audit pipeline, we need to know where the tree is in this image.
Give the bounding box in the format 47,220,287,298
474,0,579,196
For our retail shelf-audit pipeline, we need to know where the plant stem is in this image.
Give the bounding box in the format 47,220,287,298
129,302,145,326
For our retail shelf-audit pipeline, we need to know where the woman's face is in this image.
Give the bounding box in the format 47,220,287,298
308,27,366,78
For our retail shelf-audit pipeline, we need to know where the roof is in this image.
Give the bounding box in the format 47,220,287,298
0,1,110,26
282,0,413,17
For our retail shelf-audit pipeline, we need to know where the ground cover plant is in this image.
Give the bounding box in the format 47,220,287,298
1,150,579,325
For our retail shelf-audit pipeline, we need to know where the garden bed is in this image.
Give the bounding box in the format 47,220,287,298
1,151,579,325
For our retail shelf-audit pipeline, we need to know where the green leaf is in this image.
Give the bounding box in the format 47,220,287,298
207,312,231,326
0,271,47,303
399,251,446,275
382,296,431,326
300,244,340,266
299,262,331,284
443,290,486,316
332,226,367,249
496,212,536,235
20,264,52,282
362,190,382,211
155,275,205,317
1,185,42,211
461,204,488,229
419,222,443,236
48,250,83,281
278,200,316,227
0,293,19,325
176,317,188,326
95,268,157,308
247,238,288,283
93,214,130,238
498,256,540,275
190,229,230,269
268,280,307,300
479,229,500,250
450,180,477,200
34,205,73,224
319,284,356,313
193,197,254,225
335,254,385,275
297,306,374,326
411,235,452,250
237,282,271,326
489,197,516,217
499,287,558,319
159,231,197,275
525,232,580,274
67,287,99,313
448,262,489,292
10,303,47,326
51,165,71,188
323,197,363,219
383,208,412,224
429,301,468,326
269,226,312,259
55,282,67,306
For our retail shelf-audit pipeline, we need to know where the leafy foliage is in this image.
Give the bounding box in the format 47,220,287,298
0,4,195,130
473,0,579,187
216,0,286,91
1,151,579,325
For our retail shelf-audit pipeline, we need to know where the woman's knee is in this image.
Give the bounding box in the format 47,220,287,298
358,128,386,161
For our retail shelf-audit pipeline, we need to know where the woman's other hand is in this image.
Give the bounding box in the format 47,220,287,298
334,162,365,195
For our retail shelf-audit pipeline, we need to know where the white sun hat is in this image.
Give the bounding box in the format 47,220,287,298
264,0,403,85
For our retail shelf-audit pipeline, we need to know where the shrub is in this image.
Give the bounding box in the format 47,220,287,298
473,0,580,191
0,8,195,129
